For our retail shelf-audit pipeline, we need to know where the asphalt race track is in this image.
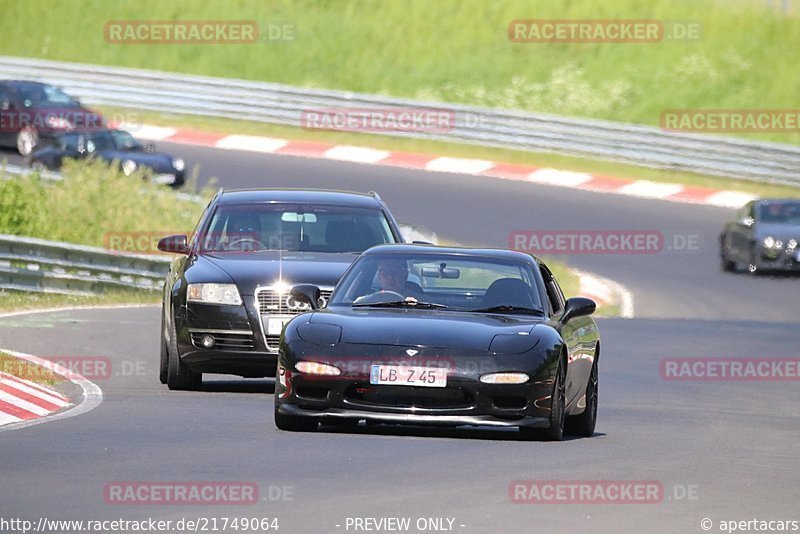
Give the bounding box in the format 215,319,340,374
1,144,799,533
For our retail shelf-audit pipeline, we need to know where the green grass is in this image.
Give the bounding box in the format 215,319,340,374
0,289,159,314
2,0,799,146
110,105,800,199
0,351,65,386
0,159,212,246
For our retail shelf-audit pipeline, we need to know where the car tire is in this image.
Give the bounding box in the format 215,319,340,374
159,311,169,384
520,358,565,441
274,403,318,432
719,237,736,272
17,127,38,156
565,357,598,437
166,315,201,390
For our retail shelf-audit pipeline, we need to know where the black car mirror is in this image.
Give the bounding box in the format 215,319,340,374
157,234,190,255
420,264,460,279
560,297,596,324
289,284,322,311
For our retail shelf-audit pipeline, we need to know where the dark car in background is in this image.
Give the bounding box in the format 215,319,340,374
720,199,800,274
0,80,103,155
275,244,600,441
157,188,405,390
29,128,185,187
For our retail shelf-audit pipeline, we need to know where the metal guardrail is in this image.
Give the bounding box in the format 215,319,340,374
0,234,169,295
1,56,799,186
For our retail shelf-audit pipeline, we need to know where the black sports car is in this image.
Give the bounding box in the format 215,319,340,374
0,80,104,155
275,244,600,441
157,188,404,390
720,198,800,274
29,128,185,187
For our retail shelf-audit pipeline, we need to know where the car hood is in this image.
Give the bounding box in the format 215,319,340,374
309,308,542,351
199,251,359,295
99,150,173,170
756,223,800,241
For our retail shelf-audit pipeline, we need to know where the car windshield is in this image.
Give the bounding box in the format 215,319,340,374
199,203,396,253
86,130,142,151
758,201,800,224
330,252,543,313
15,83,80,108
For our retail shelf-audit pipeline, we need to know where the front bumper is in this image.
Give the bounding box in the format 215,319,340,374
277,403,550,428
176,297,276,377
758,246,800,271
275,344,559,428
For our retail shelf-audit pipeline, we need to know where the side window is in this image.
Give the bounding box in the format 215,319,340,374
539,264,565,315
739,202,754,221
0,87,10,110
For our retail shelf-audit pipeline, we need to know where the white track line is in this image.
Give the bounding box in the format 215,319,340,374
0,350,103,433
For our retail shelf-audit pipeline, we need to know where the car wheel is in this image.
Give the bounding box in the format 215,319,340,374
274,403,318,432
720,237,736,272
166,315,201,390
158,311,169,384
565,357,598,437
30,160,47,173
17,127,38,156
521,358,565,441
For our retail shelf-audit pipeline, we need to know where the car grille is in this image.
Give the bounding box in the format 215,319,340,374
344,384,475,409
189,330,255,351
256,286,334,352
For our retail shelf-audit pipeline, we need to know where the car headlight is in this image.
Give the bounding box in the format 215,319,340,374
187,283,242,305
788,239,797,251
121,159,137,176
762,236,775,249
172,158,185,171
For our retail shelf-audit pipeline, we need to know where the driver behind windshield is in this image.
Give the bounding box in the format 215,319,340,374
224,213,262,250
374,259,424,300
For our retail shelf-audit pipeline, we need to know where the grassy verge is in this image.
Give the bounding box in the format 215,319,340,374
0,351,65,387
0,289,160,314
2,0,799,145
0,159,210,246
110,105,800,200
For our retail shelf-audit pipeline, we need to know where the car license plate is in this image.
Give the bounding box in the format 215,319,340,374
267,316,292,335
370,365,447,388
151,173,176,185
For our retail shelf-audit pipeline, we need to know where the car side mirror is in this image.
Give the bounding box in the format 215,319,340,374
157,234,190,255
289,284,321,311
146,143,155,153
560,297,596,324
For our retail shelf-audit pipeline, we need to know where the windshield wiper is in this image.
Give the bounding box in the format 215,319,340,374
353,300,447,309
468,305,544,315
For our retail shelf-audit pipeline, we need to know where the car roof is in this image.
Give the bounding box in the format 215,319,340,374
217,189,384,208
0,80,50,88
360,243,540,263
755,198,800,204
